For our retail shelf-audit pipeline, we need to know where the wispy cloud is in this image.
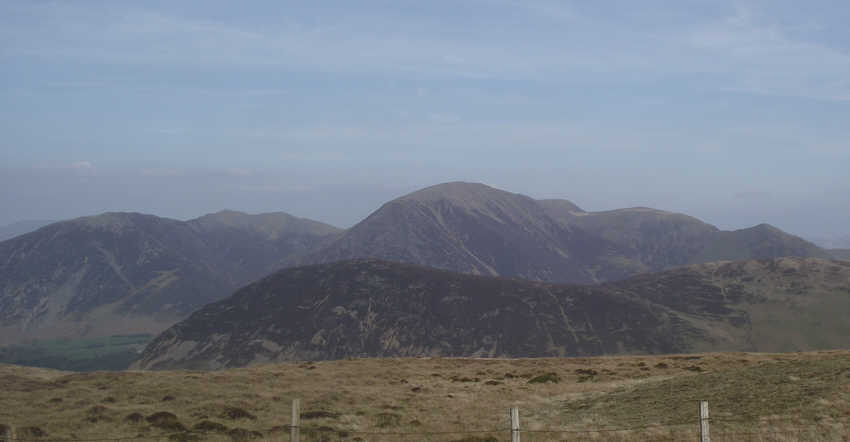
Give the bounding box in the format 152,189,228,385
222,119,850,160
684,4,850,101
70,160,93,170
3,1,849,100
139,168,183,177
224,168,253,177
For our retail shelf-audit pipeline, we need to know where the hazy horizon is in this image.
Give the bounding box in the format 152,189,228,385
3,1,849,238
1,178,848,245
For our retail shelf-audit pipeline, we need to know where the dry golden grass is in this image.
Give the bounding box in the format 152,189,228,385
1,351,850,441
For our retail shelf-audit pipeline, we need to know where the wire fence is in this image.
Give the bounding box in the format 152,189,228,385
4,422,850,441
4,405,850,441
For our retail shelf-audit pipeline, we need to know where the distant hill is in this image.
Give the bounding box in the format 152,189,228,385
308,182,638,283
544,205,719,270
830,249,850,260
134,257,850,369
0,211,341,345
308,182,830,283
541,201,830,270
0,220,55,242
185,210,342,286
810,236,850,249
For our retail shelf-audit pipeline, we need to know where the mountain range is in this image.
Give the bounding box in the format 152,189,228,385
308,183,828,282
134,257,850,369
0,182,837,347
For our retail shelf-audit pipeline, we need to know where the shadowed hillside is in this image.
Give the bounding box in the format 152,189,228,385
135,257,850,370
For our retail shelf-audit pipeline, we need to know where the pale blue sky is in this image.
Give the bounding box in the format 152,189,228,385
1,0,849,237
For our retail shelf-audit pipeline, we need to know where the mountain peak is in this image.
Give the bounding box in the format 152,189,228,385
204,209,249,218
189,210,341,238
398,181,525,205
311,181,626,283
67,212,173,233
750,223,781,232
391,182,547,226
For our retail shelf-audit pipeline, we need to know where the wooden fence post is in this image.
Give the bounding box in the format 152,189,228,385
510,407,520,442
699,400,710,442
291,399,300,442
0,424,13,442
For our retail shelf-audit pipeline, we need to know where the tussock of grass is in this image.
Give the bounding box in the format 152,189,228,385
450,436,498,442
192,420,229,433
301,410,340,419
528,372,561,384
219,406,256,420
375,412,401,428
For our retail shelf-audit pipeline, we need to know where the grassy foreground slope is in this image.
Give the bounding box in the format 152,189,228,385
2,352,850,441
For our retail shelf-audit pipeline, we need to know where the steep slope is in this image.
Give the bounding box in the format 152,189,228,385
0,213,215,344
311,182,637,283
0,211,341,345
0,220,55,242
541,203,829,271
134,257,850,369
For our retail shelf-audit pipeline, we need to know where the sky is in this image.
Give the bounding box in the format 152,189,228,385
1,0,849,238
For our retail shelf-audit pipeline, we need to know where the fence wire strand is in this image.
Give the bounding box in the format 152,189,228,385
5,415,850,441
4,421,847,442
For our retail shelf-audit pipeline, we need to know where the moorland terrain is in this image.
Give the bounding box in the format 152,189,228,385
3,351,850,441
